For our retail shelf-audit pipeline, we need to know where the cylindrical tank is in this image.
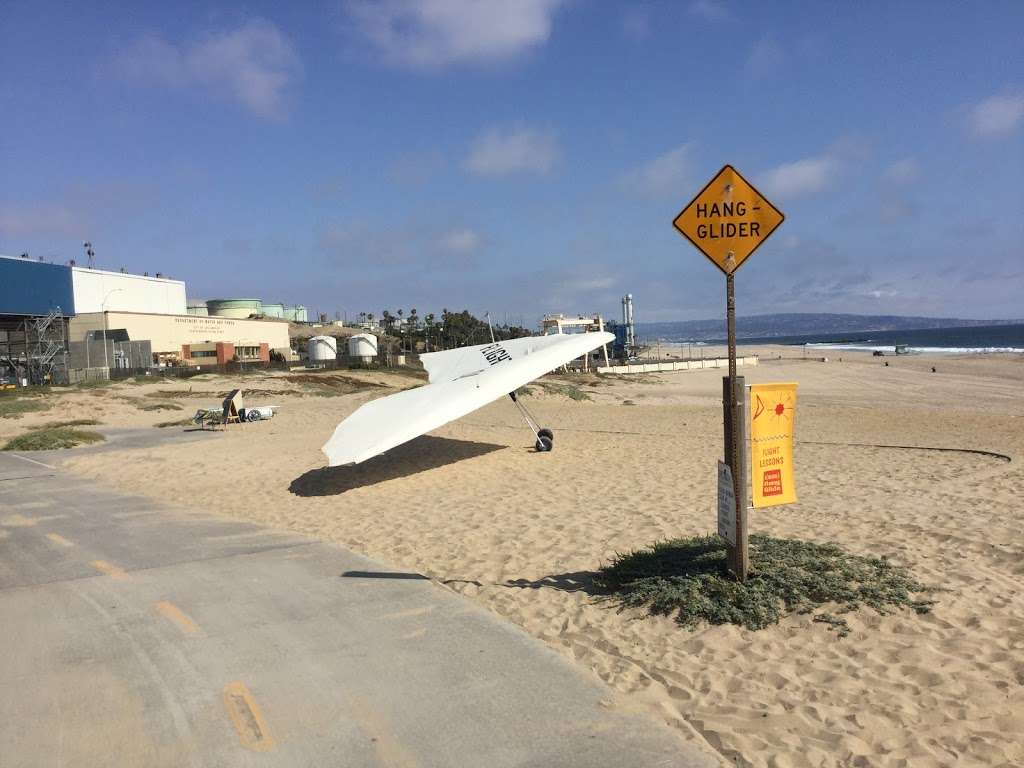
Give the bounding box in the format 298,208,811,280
207,298,262,319
187,300,209,316
348,333,378,361
282,305,305,323
307,335,338,362
261,302,284,319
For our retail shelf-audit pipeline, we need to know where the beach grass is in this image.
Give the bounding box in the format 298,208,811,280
285,374,386,397
154,418,195,428
0,399,51,419
144,389,195,399
43,419,101,428
533,382,591,401
138,402,184,411
595,534,935,637
3,426,105,451
0,386,52,398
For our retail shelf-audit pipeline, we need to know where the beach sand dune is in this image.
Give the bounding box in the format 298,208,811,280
33,350,1024,767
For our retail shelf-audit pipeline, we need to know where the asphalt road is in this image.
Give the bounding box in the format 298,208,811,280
0,449,719,768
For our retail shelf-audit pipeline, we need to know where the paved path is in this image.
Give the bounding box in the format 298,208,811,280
0,450,718,767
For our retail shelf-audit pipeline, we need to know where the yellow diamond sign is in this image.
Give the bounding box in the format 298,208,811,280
673,164,784,274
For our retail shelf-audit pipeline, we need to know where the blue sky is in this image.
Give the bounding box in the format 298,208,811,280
2,0,1022,323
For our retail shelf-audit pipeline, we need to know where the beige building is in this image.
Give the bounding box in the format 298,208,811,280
70,311,290,359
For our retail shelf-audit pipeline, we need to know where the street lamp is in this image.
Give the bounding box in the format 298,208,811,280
101,289,125,370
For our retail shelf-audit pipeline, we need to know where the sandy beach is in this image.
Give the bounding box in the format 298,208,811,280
6,348,1022,767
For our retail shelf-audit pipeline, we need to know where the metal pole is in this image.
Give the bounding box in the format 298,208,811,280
102,311,109,370
725,271,749,580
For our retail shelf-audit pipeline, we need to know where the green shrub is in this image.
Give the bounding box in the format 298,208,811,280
595,534,935,637
154,418,195,428
535,382,591,401
0,399,50,419
3,427,105,451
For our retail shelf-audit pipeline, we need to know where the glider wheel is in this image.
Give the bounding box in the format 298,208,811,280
535,435,553,453
537,428,554,442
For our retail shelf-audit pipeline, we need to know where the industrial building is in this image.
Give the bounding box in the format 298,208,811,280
0,253,295,379
69,311,289,364
1,254,77,383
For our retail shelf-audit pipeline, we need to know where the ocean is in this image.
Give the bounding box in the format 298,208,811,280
663,324,1024,354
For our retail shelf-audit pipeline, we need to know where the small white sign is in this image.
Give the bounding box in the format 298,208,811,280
717,460,736,545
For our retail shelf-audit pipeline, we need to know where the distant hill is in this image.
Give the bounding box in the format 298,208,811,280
633,313,1022,341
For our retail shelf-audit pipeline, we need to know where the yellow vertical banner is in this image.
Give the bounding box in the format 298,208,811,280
749,383,798,507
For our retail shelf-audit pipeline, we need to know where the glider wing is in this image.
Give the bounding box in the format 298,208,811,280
322,332,613,466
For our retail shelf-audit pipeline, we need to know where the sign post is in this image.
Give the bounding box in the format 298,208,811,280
717,460,736,545
722,373,748,576
673,165,784,581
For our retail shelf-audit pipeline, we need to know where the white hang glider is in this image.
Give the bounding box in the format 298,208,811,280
322,332,614,466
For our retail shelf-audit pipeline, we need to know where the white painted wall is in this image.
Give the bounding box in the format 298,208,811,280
71,268,187,315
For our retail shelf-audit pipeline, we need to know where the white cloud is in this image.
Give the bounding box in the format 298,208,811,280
345,0,568,69
112,19,300,118
883,157,918,185
970,92,1024,138
759,155,838,199
437,228,482,255
623,143,693,197
465,125,560,176
689,0,730,22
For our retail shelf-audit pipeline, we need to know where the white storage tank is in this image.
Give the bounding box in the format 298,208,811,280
307,335,338,362
348,333,378,362
207,298,262,318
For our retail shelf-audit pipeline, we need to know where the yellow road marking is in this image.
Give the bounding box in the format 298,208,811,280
91,560,129,580
46,533,75,547
223,681,276,752
154,601,200,636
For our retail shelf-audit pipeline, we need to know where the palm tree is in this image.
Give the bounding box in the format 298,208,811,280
424,313,435,352
408,308,419,350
